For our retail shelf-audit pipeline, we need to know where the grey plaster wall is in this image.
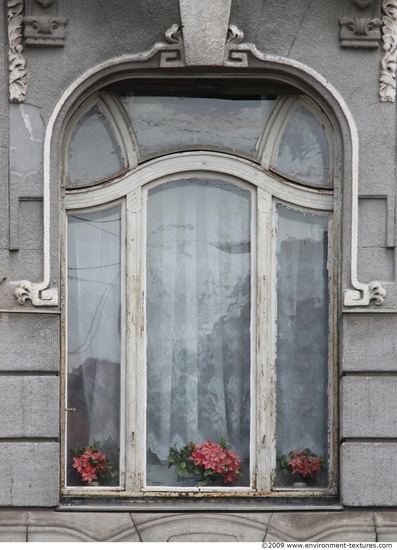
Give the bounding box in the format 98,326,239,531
0,0,397,521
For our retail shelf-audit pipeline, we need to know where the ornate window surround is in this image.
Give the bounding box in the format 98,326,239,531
10,33,387,310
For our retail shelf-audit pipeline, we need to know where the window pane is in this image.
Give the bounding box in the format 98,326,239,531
274,106,331,188
67,106,124,186
119,94,275,157
275,205,329,488
67,205,122,486
146,179,252,487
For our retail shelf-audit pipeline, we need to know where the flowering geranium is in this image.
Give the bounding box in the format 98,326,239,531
72,440,115,484
168,437,242,485
279,448,325,479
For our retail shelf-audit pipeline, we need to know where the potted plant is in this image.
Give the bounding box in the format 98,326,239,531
168,437,242,486
279,448,325,487
72,440,116,485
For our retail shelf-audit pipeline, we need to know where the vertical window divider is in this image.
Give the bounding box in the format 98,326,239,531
256,188,274,492
126,188,143,491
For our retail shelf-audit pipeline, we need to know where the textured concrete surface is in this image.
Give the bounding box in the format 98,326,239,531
0,443,59,507
341,443,397,506
0,313,59,371
0,376,59,437
342,314,397,372
341,376,397,438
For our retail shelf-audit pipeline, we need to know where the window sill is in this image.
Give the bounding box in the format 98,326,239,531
58,496,342,512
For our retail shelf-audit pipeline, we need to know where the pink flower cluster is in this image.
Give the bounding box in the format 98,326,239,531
287,450,323,479
72,447,108,484
189,440,241,483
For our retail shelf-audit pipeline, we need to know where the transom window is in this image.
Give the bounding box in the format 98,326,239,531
63,80,336,496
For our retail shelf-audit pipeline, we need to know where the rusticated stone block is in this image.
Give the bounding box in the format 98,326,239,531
0,376,59,437
342,314,397,372
0,443,58,507
27,511,139,542
266,511,375,542
341,376,397,438
0,313,59,371
341,442,397,506
131,512,270,542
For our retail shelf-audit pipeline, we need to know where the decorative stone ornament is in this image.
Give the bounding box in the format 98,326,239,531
380,0,397,102
339,0,382,47
35,0,56,7
8,0,27,103
339,16,382,48
24,0,68,47
352,0,373,9
23,15,68,46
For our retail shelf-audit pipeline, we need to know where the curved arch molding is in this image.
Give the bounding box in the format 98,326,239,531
10,22,386,307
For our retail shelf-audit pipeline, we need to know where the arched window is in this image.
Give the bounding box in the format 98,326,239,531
63,79,336,496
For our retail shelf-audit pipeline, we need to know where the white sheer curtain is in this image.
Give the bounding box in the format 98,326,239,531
67,206,121,485
275,205,329,487
146,179,252,486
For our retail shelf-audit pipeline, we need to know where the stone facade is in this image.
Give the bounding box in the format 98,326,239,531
1,0,397,541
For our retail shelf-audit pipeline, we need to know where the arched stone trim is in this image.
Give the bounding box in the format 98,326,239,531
11,35,385,307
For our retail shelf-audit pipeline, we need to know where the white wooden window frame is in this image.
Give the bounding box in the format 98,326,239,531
63,151,335,497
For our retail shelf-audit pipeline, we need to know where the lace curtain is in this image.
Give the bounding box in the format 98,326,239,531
146,178,252,486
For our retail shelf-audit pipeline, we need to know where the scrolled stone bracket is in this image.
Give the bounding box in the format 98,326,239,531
344,281,387,306
380,0,397,101
13,281,58,306
8,0,27,103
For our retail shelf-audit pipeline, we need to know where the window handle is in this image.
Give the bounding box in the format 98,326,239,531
65,407,76,412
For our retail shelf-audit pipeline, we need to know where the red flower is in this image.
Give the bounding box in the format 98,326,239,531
72,441,114,484
287,450,324,478
188,440,242,484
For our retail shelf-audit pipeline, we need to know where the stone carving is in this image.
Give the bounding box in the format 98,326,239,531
344,281,387,306
24,0,68,47
339,16,382,47
165,23,182,44
339,0,382,48
23,15,68,46
352,0,373,8
35,0,56,7
8,0,27,103
380,0,397,102
14,280,58,306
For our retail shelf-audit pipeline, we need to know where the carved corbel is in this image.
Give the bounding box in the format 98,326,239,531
23,0,68,47
24,15,68,47
339,16,382,48
339,0,382,48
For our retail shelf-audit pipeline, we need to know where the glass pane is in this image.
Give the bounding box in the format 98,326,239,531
146,179,252,487
119,94,276,157
67,205,122,487
67,106,124,186
275,205,329,488
274,106,331,188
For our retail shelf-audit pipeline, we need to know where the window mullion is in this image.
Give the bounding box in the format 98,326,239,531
256,188,275,492
126,188,143,492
